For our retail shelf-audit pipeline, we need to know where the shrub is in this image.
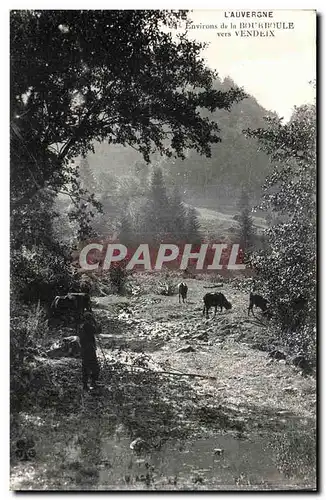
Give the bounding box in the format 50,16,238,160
10,298,49,412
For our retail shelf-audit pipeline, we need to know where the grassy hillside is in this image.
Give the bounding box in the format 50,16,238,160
194,206,267,243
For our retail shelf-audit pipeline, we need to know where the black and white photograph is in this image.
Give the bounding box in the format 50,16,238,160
10,8,317,491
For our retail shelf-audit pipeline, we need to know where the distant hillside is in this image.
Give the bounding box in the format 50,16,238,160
83,75,275,211
164,77,275,209
194,205,267,244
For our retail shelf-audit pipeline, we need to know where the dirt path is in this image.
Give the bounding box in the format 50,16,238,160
10,277,316,491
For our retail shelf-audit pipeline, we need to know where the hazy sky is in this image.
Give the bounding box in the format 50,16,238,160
182,9,316,121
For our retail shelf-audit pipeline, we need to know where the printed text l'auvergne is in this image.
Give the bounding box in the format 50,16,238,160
224,11,274,18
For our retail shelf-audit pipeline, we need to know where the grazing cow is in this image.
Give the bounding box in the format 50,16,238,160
178,282,188,303
248,293,268,316
79,312,100,391
203,292,232,318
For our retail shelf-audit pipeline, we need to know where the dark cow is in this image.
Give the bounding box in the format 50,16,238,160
50,292,92,331
248,293,268,316
79,312,100,391
51,292,92,318
178,282,188,303
203,292,232,318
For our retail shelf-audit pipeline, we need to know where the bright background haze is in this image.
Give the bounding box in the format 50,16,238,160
185,9,316,121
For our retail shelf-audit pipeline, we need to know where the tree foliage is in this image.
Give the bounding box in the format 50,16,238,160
11,9,246,306
168,186,188,242
118,210,135,247
247,101,316,358
186,206,202,245
142,167,171,243
11,10,245,200
114,166,202,246
79,157,98,194
237,187,255,256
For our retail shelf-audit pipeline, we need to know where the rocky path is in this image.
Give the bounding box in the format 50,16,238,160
10,277,316,490
94,278,316,427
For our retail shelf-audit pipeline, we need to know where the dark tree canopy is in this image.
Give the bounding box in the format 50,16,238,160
11,9,246,207
10,9,246,304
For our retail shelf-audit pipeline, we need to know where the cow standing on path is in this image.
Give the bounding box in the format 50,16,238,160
79,312,100,392
203,292,232,318
248,293,268,316
178,282,188,303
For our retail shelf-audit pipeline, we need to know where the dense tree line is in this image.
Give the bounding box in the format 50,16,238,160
119,167,201,245
237,187,256,258
247,97,316,361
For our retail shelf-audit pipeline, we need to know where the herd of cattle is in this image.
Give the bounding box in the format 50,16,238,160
50,282,307,326
50,284,270,324
48,283,309,391
177,282,268,319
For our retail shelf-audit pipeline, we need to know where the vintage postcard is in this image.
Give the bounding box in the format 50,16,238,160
10,9,316,491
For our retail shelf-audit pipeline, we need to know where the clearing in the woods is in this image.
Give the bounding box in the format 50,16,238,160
10,274,316,491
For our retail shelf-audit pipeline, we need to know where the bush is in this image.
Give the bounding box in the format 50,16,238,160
108,262,130,295
10,298,49,412
157,272,176,296
11,246,81,306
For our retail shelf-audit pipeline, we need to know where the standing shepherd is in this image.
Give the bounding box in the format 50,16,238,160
79,312,100,391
